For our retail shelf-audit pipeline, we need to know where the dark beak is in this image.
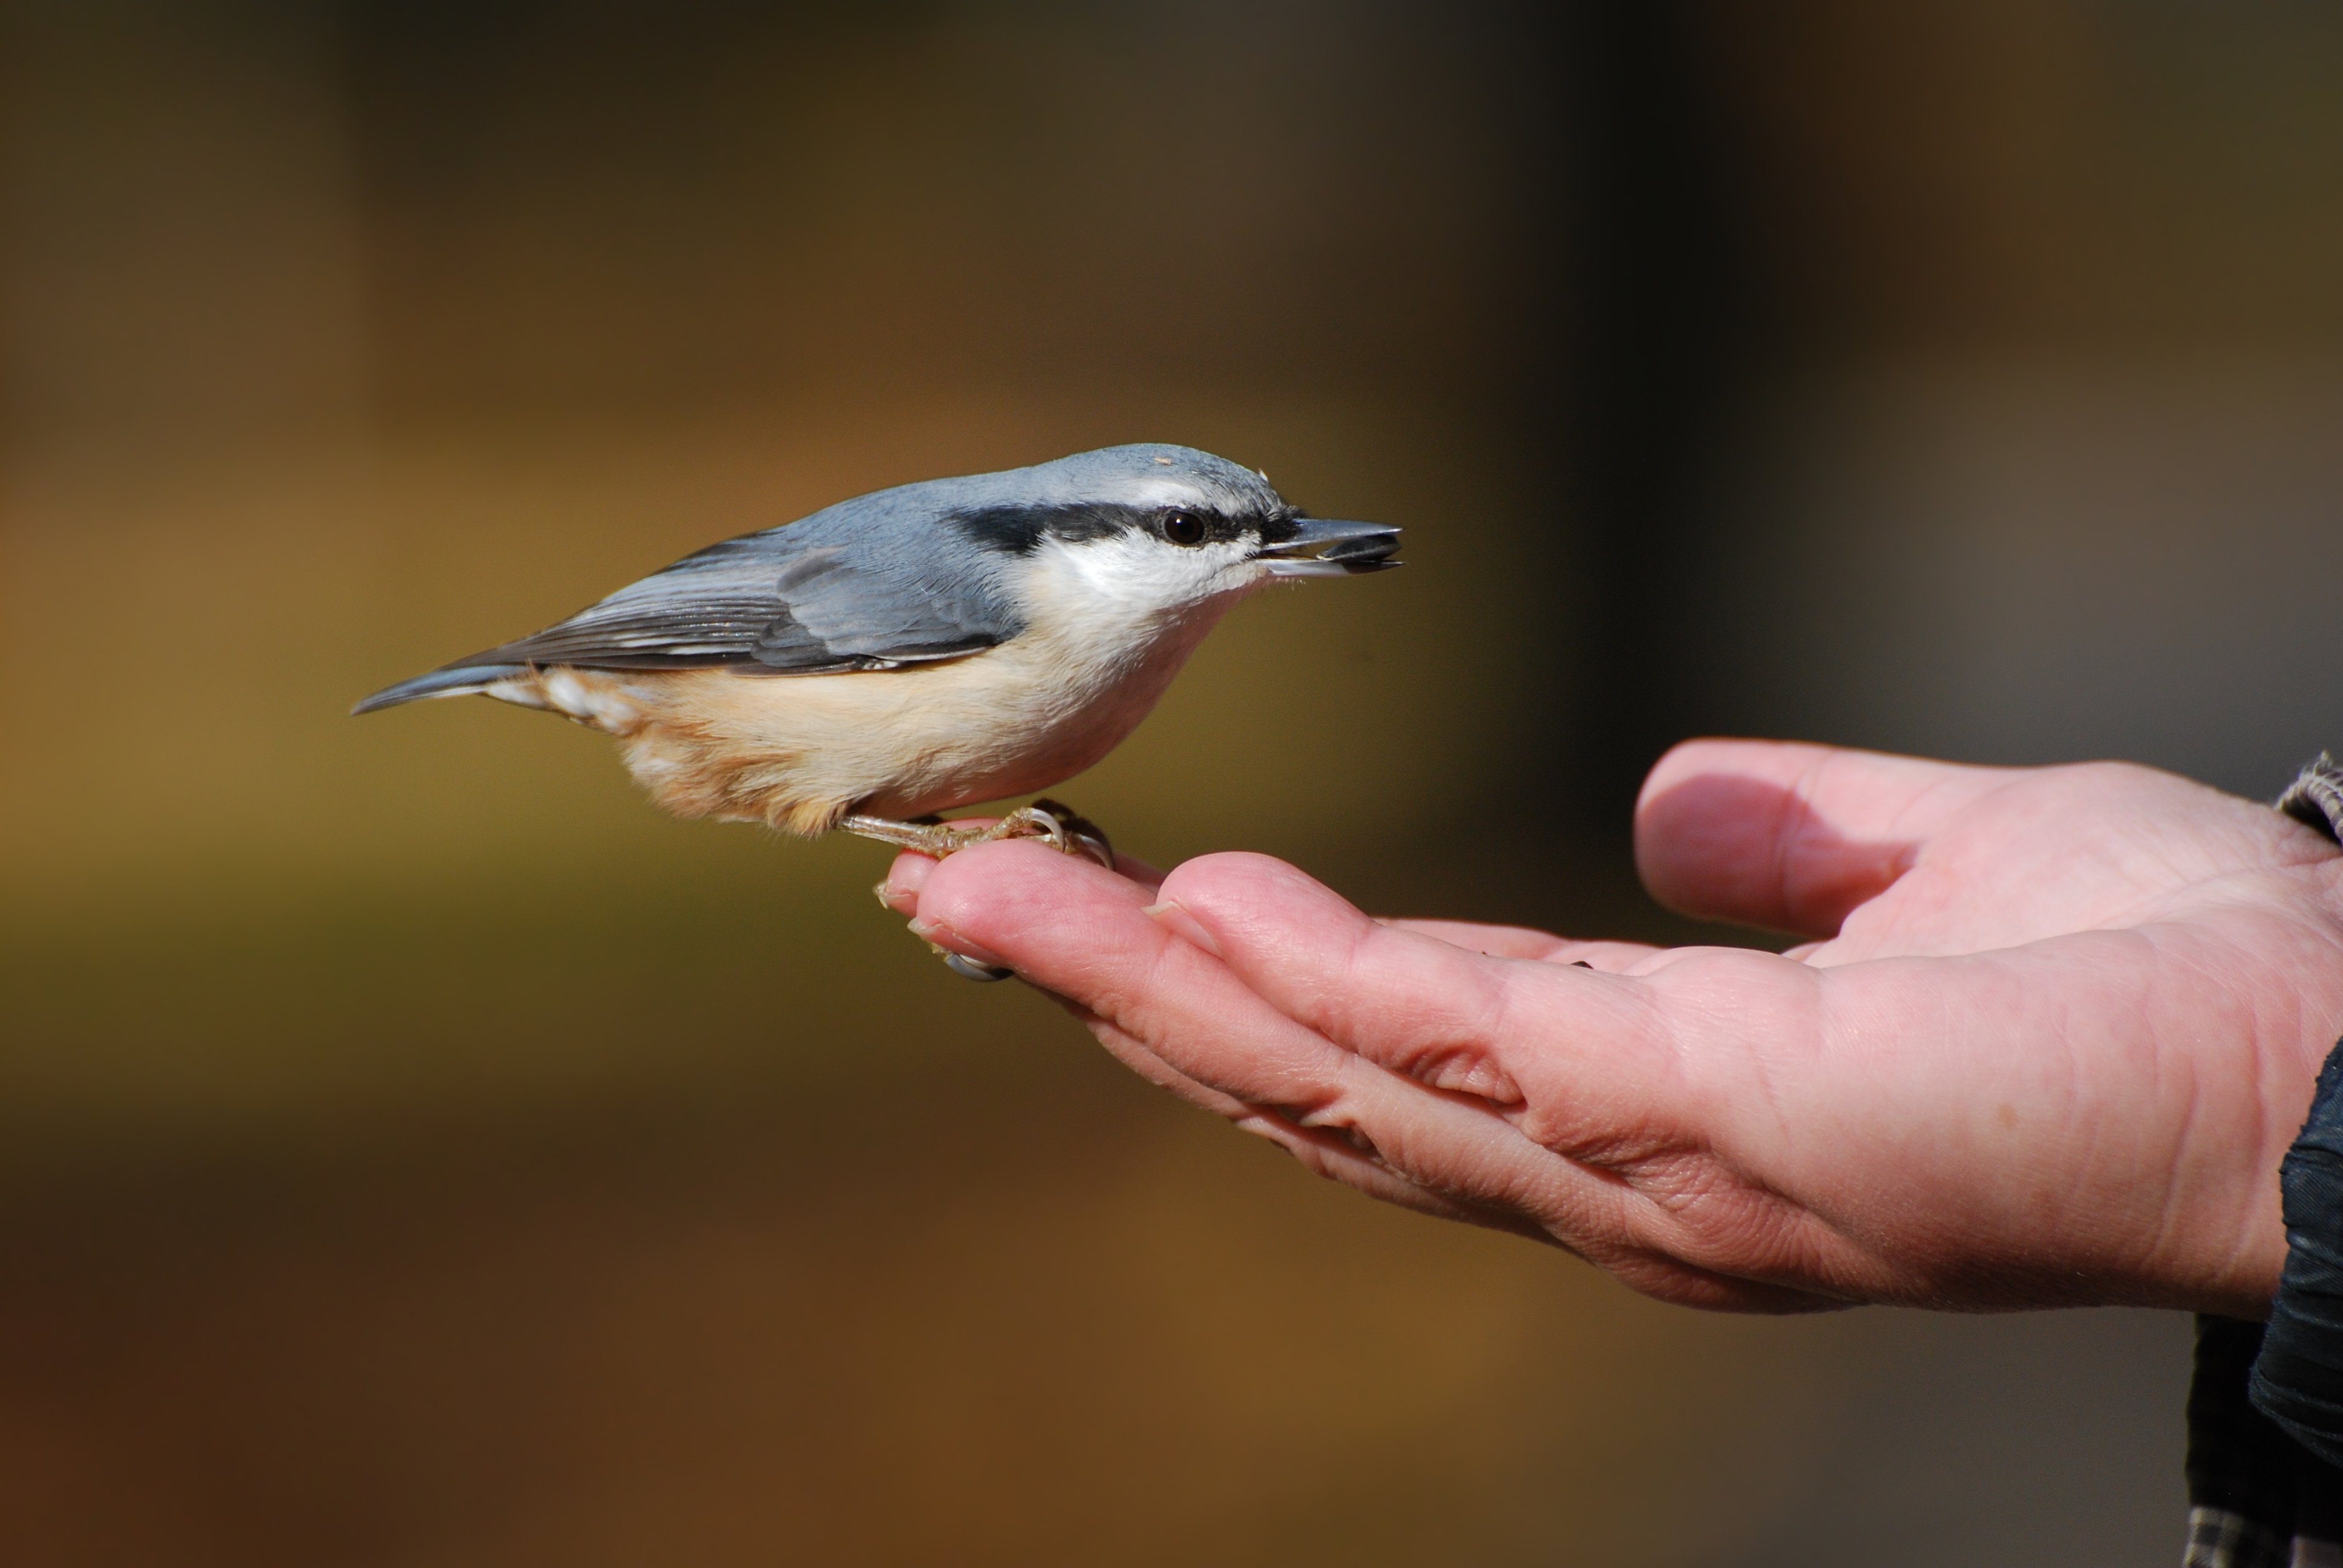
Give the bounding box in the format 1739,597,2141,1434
1257,517,1403,577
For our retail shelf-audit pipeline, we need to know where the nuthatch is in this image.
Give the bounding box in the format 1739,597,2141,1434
358,443,1400,883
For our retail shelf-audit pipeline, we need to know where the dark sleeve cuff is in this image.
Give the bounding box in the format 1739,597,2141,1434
2251,1039,2343,1472
2249,753,2343,1475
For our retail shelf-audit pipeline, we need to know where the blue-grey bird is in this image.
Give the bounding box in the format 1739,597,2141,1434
355,444,1400,864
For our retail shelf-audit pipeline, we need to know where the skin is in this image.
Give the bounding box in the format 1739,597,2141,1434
881,740,2343,1318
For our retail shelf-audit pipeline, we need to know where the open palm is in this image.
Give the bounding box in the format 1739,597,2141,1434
892,741,2343,1315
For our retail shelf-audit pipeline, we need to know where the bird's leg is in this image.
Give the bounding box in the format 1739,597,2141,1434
840,799,1114,869
849,802,1115,984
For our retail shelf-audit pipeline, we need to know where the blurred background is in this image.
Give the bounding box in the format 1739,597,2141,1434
4,1,2341,1562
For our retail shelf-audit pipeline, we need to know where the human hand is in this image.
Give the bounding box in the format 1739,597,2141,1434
882,742,2343,1316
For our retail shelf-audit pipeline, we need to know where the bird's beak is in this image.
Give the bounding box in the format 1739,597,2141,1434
1256,517,1403,577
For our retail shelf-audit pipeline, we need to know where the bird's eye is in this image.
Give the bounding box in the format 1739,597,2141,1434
1162,511,1205,546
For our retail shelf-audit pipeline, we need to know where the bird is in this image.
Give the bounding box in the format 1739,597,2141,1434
356,443,1401,873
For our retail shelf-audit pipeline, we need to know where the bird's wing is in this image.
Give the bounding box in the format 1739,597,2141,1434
472,532,1020,676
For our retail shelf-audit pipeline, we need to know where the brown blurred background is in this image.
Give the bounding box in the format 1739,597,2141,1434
4,2,2341,1562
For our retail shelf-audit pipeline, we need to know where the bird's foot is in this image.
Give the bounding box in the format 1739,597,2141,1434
1017,799,1116,869
847,800,1115,983
841,799,1113,869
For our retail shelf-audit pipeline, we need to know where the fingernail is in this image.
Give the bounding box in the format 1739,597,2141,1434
885,855,937,907
906,916,1011,971
1142,899,1222,958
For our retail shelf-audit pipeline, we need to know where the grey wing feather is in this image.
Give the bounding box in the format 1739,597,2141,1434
467,529,1019,677
749,546,1008,669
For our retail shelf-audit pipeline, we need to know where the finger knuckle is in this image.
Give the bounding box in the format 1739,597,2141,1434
1619,1152,1817,1277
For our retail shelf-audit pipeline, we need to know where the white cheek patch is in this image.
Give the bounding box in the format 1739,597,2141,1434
1029,532,1253,618
1014,532,1265,670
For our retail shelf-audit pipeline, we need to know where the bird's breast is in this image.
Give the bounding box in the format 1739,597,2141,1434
624,581,1251,825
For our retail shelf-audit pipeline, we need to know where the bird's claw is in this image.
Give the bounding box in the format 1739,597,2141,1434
937,950,1014,983
1021,799,1115,869
844,800,1115,981
841,800,1113,868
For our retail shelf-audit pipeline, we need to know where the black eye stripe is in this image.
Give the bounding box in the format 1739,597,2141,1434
949,501,1263,553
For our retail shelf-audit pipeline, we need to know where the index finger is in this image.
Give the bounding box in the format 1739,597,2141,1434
1388,918,1663,971
877,828,1164,917
909,843,1632,1231
1149,853,1680,1142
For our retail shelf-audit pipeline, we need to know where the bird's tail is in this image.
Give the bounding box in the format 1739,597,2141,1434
351,661,528,715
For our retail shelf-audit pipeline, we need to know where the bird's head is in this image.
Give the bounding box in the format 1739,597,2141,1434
943,443,1401,627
